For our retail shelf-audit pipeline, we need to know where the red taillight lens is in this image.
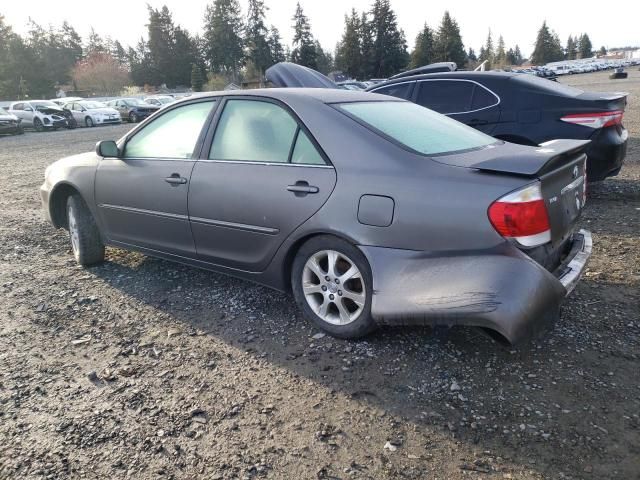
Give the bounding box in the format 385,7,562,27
560,110,624,129
488,183,551,247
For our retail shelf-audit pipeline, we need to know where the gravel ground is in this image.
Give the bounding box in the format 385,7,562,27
0,71,638,480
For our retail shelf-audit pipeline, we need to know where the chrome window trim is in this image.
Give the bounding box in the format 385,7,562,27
198,158,334,169
371,78,501,115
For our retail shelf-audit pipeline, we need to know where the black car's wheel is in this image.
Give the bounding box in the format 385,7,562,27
85,116,94,128
33,118,44,132
66,194,105,266
292,236,376,339
129,112,139,123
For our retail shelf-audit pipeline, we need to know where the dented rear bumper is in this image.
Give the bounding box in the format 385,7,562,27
359,230,592,345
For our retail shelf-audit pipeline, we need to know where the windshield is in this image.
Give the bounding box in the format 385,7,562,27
124,98,145,106
80,101,107,109
337,101,497,155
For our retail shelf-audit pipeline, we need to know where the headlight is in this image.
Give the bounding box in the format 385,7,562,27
43,117,51,124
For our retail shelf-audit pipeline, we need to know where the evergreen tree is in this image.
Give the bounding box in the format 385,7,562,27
191,64,204,91
478,29,494,69
267,26,286,64
598,45,607,57
531,21,564,65
203,0,244,80
577,33,592,59
566,35,577,60
335,9,362,78
128,38,155,87
433,11,466,66
315,41,333,74
514,45,523,64
409,23,434,68
359,12,375,78
495,35,506,67
147,6,175,86
290,2,317,69
86,27,106,55
467,47,477,63
112,40,128,66
368,0,408,77
246,0,272,74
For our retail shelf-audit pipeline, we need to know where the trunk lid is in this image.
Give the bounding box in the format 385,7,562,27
265,62,338,89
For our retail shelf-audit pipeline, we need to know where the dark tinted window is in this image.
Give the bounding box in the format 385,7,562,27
416,80,474,114
372,82,413,100
471,86,498,110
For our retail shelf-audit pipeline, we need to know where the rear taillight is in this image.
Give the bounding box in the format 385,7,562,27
488,182,551,247
560,110,623,129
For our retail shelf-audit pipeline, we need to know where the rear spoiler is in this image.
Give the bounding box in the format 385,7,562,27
472,139,591,177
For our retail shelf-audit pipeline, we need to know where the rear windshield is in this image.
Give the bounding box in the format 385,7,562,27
514,74,583,97
337,101,496,155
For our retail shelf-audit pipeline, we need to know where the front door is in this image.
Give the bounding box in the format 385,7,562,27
189,98,337,272
95,100,217,258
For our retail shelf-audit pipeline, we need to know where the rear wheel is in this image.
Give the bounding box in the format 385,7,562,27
292,236,376,339
85,116,94,128
33,118,44,132
129,112,139,123
66,194,105,266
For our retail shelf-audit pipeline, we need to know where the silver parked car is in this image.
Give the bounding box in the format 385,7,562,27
63,101,121,128
8,100,69,131
144,95,176,108
41,89,592,344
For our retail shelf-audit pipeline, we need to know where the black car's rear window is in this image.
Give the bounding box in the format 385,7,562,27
337,101,497,155
514,74,584,97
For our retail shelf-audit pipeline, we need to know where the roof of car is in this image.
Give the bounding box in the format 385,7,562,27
372,71,517,86
185,88,391,104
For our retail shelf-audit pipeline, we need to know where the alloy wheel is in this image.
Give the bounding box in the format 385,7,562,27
68,204,79,256
302,250,366,325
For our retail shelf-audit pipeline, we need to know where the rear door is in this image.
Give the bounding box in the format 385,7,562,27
189,97,337,272
9,103,26,124
95,99,217,257
413,79,500,133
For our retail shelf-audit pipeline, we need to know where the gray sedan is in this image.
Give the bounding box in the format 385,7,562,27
40,89,591,344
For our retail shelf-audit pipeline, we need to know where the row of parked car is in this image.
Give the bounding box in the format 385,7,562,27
0,95,179,135
546,59,639,75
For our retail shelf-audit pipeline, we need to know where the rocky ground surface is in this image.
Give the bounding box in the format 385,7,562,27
0,71,638,479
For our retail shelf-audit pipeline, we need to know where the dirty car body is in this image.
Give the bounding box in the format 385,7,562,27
41,89,592,344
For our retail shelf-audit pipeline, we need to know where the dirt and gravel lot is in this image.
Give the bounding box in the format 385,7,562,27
1,70,638,480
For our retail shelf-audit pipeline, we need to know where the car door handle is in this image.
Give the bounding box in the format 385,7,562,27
287,181,319,195
165,174,187,185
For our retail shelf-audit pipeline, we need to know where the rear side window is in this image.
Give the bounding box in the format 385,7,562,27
514,74,583,97
124,101,216,159
12,103,23,110
471,86,498,110
338,101,496,155
291,130,325,165
416,80,474,114
372,82,414,100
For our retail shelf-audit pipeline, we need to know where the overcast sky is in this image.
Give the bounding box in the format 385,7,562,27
2,0,637,57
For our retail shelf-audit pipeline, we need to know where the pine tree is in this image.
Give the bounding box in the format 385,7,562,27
410,23,434,68
267,26,285,64
514,45,523,65
290,2,317,69
191,64,204,91
315,41,333,74
467,47,477,63
335,9,362,78
478,29,494,69
531,21,564,65
203,0,244,81
368,0,408,77
598,45,607,57
577,33,592,59
433,11,466,66
566,35,577,60
246,0,272,74
359,12,375,79
495,35,506,67
86,27,106,55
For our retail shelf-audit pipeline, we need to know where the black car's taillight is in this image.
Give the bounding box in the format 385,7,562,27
560,110,623,129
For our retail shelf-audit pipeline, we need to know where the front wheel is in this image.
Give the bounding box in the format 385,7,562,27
33,118,44,132
129,112,139,123
291,236,376,339
67,194,105,266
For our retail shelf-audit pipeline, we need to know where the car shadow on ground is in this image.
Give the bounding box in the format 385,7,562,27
86,246,634,478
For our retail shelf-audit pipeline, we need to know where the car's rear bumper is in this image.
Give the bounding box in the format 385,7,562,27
586,126,628,181
359,230,592,345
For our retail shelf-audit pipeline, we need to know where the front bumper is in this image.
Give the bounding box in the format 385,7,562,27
359,230,592,344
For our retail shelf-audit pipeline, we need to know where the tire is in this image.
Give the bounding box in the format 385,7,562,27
129,112,139,123
291,235,376,339
33,118,44,132
85,116,94,128
66,194,105,266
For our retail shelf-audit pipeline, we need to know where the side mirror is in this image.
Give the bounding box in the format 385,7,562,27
96,140,119,158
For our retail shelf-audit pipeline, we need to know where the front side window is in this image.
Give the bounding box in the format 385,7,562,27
12,103,23,110
210,100,298,163
416,80,474,114
124,101,216,159
338,101,496,156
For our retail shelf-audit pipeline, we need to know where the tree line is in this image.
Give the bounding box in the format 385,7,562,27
0,1,606,100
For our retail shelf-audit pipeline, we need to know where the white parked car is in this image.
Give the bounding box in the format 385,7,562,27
8,100,69,131
63,101,122,127
50,97,83,107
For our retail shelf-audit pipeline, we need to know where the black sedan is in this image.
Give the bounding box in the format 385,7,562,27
0,107,23,135
367,72,628,181
41,89,591,345
106,98,160,123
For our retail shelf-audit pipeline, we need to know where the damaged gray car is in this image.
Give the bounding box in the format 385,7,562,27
41,88,591,344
